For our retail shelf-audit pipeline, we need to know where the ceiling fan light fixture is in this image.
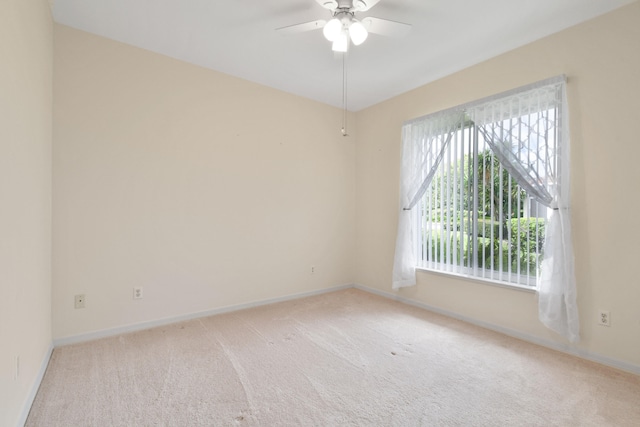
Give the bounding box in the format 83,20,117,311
349,20,368,45
332,30,349,52
323,18,343,41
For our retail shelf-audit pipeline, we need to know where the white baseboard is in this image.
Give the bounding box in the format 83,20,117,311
52,282,639,376
18,343,53,427
53,284,353,347
353,283,640,376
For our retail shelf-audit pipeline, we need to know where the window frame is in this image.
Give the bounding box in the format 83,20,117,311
412,108,557,290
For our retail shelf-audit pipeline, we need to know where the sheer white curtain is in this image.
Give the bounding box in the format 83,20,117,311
393,76,579,342
392,111,466,289
539,83,579,342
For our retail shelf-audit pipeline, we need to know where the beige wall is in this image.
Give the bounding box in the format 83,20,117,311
0,0,53,425
356,2,640,369
53,25,356,340
3,4,637,423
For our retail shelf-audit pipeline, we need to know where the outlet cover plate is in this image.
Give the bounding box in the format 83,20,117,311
598,310,611,326
74,294,85,309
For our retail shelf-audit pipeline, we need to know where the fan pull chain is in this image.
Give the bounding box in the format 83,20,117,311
341,52,348,137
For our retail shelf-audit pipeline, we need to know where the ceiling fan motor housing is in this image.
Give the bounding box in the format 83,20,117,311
320,0,369,12
335,10,355,24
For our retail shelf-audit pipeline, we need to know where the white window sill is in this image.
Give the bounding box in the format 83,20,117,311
415,266,538,293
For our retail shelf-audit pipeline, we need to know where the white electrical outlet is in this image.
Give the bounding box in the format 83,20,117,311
311,266,315,274
74,294,85,309
598,310,611,327
133,287,143,299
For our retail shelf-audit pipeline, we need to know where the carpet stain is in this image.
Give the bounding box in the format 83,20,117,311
234,409,252,424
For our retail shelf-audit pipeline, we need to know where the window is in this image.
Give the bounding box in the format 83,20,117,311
417,107,555,288
392,76,579,342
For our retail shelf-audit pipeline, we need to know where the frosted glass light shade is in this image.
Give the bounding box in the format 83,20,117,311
323,18,342,42
349,20,368,45
332,31,349,52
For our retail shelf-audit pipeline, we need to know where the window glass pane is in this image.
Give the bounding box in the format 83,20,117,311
418,111,553,288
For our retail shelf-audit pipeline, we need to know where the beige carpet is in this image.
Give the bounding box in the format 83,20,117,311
27,289,640,426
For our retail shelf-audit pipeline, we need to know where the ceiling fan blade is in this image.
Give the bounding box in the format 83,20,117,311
276,20,327,35
361,17,411,37
353,0,381,12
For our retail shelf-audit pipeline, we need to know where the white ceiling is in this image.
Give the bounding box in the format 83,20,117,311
52,0,635,111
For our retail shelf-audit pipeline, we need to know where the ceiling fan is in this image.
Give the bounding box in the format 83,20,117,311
277,0,412,52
